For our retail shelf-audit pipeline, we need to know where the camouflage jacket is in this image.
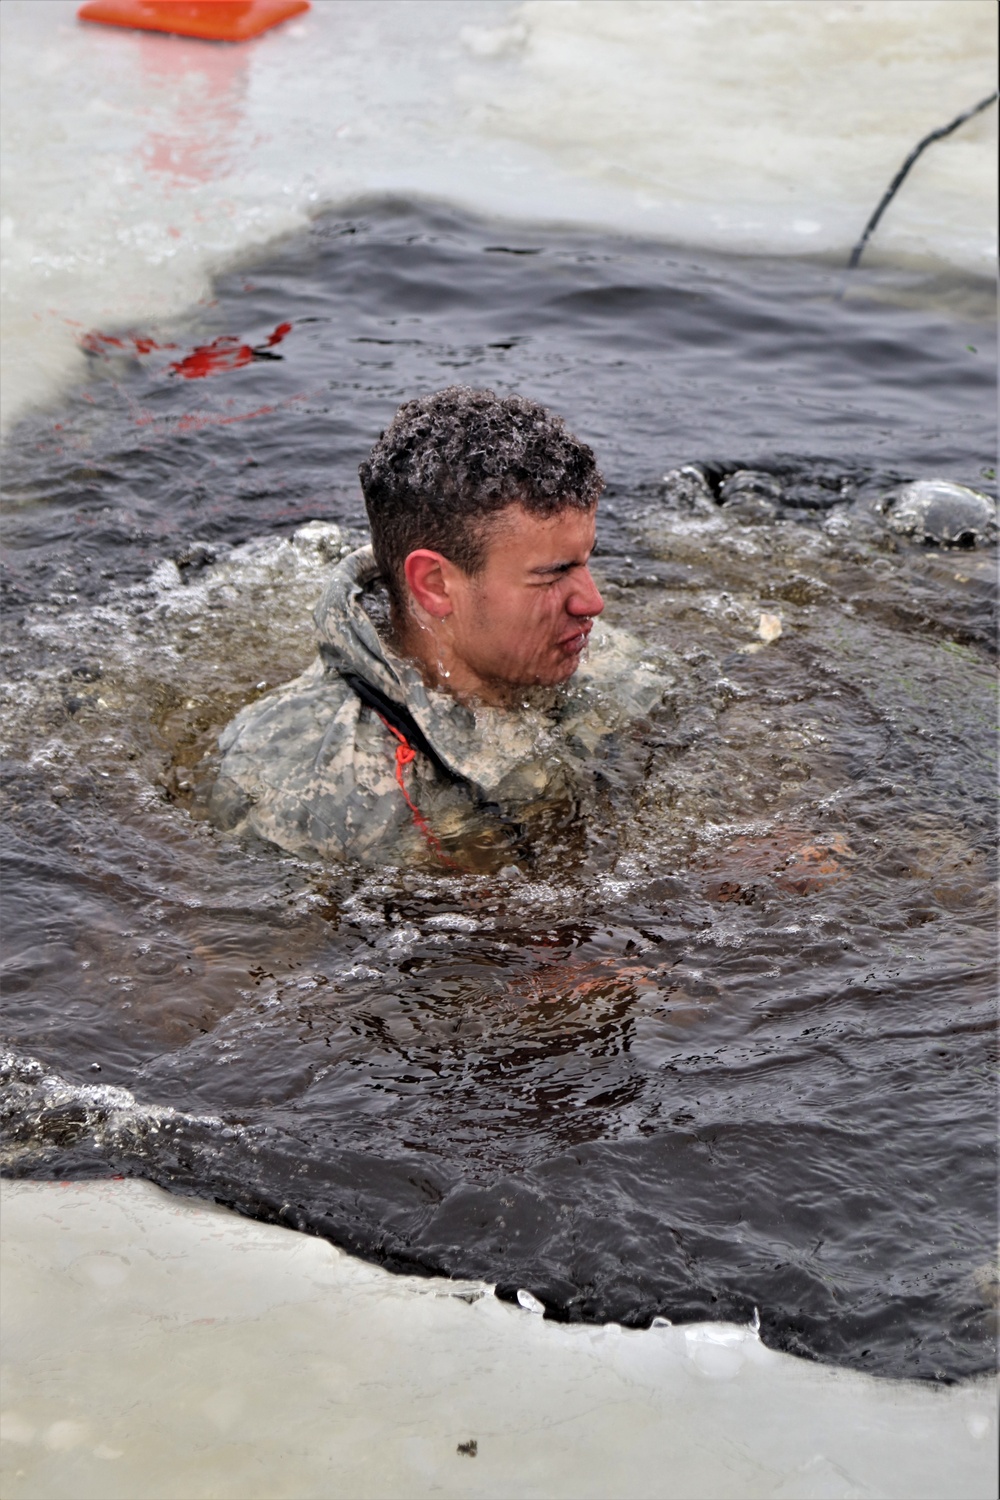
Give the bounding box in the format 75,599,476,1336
211,546,672,867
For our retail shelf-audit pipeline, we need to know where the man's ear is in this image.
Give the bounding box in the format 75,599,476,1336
403,550,455,618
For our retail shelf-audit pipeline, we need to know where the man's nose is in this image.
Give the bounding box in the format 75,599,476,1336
568,566,604,618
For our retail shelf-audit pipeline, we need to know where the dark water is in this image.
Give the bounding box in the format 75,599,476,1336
1,200,997,1382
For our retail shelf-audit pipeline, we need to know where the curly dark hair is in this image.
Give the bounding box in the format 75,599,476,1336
358,387,603,608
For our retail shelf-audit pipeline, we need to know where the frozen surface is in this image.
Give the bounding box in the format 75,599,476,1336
1,0,996,430
1,1178,997,1500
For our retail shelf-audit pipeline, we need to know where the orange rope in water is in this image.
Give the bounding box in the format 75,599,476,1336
376,714,461,869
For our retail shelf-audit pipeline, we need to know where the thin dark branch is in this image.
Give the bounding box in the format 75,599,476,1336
847,91,998,270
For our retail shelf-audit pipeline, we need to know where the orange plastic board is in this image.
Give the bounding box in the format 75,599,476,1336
78,1,310,42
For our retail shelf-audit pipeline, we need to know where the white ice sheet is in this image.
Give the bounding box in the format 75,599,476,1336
1,1179,996,1500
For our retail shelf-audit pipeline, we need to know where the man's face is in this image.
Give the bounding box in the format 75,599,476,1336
442,503,604,696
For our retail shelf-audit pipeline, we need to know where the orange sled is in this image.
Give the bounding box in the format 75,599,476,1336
78,1,310,42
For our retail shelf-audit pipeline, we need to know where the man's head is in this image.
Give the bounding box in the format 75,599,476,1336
359,387,605,700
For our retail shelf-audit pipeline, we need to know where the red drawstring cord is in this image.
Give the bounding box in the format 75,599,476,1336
376,713,461,868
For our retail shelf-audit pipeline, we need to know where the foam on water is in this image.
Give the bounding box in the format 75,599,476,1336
0,1049,229,1172
1,0,996,431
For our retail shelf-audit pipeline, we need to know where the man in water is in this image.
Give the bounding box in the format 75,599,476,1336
211,386,661,866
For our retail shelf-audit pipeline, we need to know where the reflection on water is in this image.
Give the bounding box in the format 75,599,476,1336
0,202,996,1381
136,30,249,188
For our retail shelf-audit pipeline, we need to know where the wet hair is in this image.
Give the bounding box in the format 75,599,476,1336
358,386,603,608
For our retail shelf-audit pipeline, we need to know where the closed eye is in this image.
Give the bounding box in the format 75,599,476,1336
531,556,592,581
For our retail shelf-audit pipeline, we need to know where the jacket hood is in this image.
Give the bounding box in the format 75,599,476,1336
312,546,550,797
